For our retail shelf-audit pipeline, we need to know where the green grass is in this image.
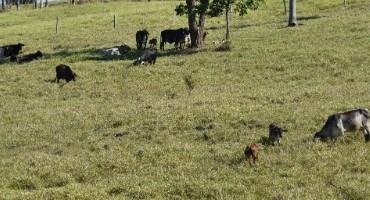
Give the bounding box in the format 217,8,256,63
1,0,370,199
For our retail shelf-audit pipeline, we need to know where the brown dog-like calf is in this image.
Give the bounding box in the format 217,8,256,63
244,143,259,166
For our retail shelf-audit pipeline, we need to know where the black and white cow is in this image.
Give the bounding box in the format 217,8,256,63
160,28,190,50
133,48,157,65
136,29,149,50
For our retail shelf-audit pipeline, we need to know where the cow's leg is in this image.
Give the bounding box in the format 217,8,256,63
160,42,164,50
362,120,370,142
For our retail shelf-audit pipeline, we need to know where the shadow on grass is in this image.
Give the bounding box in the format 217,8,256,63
207,24,251,31
44,47,203,63
297,15,321,21
258,136,271,146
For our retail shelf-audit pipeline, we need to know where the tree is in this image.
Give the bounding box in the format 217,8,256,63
209,0,264,40
288,0,297,26
175,0,209,48
2,0,5,10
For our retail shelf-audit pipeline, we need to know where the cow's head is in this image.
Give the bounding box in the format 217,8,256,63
143,29,149,36
183,27,190,35
36,51,43,58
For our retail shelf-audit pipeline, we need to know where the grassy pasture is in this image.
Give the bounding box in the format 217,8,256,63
1,0,370,199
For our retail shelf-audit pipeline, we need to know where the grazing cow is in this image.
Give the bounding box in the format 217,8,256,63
314,108,370,142
1,43,24,57
244,143,259,166
13,51,43,64
133,48,157,65
55,64,77,83
160,28,190,50
149,38,157,48
269,123,288,145
136,29,149,50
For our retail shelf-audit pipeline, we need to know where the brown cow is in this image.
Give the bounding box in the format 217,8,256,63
244,143,259,166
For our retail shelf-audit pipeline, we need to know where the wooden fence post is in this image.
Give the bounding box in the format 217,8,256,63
56,16,59,33
113,14,116,29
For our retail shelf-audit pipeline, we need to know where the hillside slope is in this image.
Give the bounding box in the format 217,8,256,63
1,0,370,199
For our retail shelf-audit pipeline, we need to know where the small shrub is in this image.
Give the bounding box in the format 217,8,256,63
215,41,232,51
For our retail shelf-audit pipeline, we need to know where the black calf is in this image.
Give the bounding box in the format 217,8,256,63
55,64,77,83
14,51,42,64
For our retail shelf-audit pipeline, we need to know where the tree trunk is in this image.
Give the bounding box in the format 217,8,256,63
288,0,297,26
186,0,199,48
16,0,19,10
197,11,206,47
1,0,5,10
45,0,48,7
225,5,231,41
34,0,37,8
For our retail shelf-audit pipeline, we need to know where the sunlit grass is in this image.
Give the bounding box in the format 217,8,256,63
1,0,370,199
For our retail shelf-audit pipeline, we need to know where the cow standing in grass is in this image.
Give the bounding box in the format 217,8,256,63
55,64,77,83
160,28,190,50
136,29,149,50
244,143,259,166
314,108,370,142
149,38,157,48
269,123,287,145
0,43,24,62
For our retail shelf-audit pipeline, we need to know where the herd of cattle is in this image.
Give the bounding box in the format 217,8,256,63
1,28,369,167
98,27,192,65
0,43,43,64
132,27,191,65
245,108,370,166
0,27,193,81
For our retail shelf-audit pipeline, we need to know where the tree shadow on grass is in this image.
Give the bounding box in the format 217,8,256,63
45,47,203,63
207,23,251,31
297,15,321,21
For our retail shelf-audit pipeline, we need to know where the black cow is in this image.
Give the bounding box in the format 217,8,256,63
160,28,189,50
133,48,157,65
2,43,24,57
0,48,6,63
0,43,24,61
136,29,149,50
55,64,77,83
149,38,157,48
13,50,43,64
